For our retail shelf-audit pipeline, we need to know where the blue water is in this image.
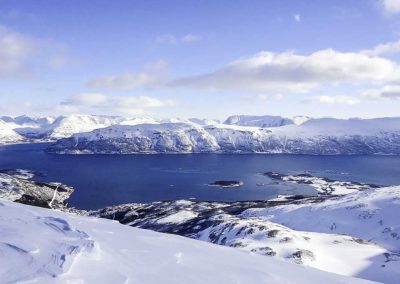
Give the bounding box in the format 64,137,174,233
1,143,400,210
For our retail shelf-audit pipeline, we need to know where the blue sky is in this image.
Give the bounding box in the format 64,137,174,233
1,0,400,119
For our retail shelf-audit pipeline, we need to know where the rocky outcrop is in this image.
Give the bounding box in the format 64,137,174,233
0,169,74,210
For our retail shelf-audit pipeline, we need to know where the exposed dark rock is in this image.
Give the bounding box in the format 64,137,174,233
290,249,315,264
251,247,276,256
207,180,244,188
267,230,280,238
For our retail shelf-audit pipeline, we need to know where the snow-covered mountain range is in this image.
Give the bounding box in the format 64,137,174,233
2,114,400,155
223,114,297,127
0,114,223,143
48,117,400,154
0,114,123,141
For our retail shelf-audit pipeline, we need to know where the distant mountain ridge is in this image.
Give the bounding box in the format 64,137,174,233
224,115,295,127
47,116,400,155
0,114,123,142
0,114,295,143
2,114,400,155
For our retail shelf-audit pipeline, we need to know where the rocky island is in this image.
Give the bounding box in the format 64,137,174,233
207,180,244,188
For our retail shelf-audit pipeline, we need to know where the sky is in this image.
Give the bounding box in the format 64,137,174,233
1,0,400,120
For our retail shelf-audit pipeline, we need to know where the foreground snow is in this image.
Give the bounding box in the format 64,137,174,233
95,187,400,283
241,186,400,283
0,199,372,284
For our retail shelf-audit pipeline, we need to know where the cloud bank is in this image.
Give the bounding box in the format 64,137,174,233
155,34,202,45
168,49,400,93
0,25,35,79
61,93,173,116
380,0,400,14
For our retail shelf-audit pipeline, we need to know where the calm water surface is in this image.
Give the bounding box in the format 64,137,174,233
1,143,400,210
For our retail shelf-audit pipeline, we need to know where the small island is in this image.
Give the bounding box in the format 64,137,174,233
207,180,244,188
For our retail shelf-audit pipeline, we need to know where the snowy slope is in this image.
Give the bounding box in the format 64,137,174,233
0,114,124,140
224,114,294,127
242,186,400,261
0,115,217,142
95,185,400,283
272,117,400,137
0,120,24,144
292,115,311,125
189,118,220,126
48,117,400,154
43,115,124,139
0,199,373,284
0,115,55,139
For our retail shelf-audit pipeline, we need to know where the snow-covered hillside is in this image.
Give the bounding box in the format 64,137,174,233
48,117,400,154
0,115,55,139
224,115,294,127
94,185,400,283
0,199,372,284
0,120,23,143
0,115,220,143
0,114,124,141
43,115,123,139
242,186,400,254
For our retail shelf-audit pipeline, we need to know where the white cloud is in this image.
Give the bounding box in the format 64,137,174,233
0,10,38,21
0,25,36,78
169,49,400,92
303,95,361,105
181,34,202,43
293,14,301,22
62,93,108,106
380,0,400,14
362,39,400,56
144,59,168,71
61,93,174,116
88,60,168,89
155,34,201,45
155,35,178,45
0,25,73,79
362,85,400,100
88,72,162,89
241,93,283,103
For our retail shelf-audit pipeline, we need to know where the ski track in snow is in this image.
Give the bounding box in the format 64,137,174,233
48,184,60,209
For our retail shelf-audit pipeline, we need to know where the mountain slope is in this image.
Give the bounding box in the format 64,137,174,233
0,199,373,284
0,115,124,140
0,115,55,139
94,186,400,283
0,120,24,144
41,115,124,139
224,114,294,127
242,186,400,253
